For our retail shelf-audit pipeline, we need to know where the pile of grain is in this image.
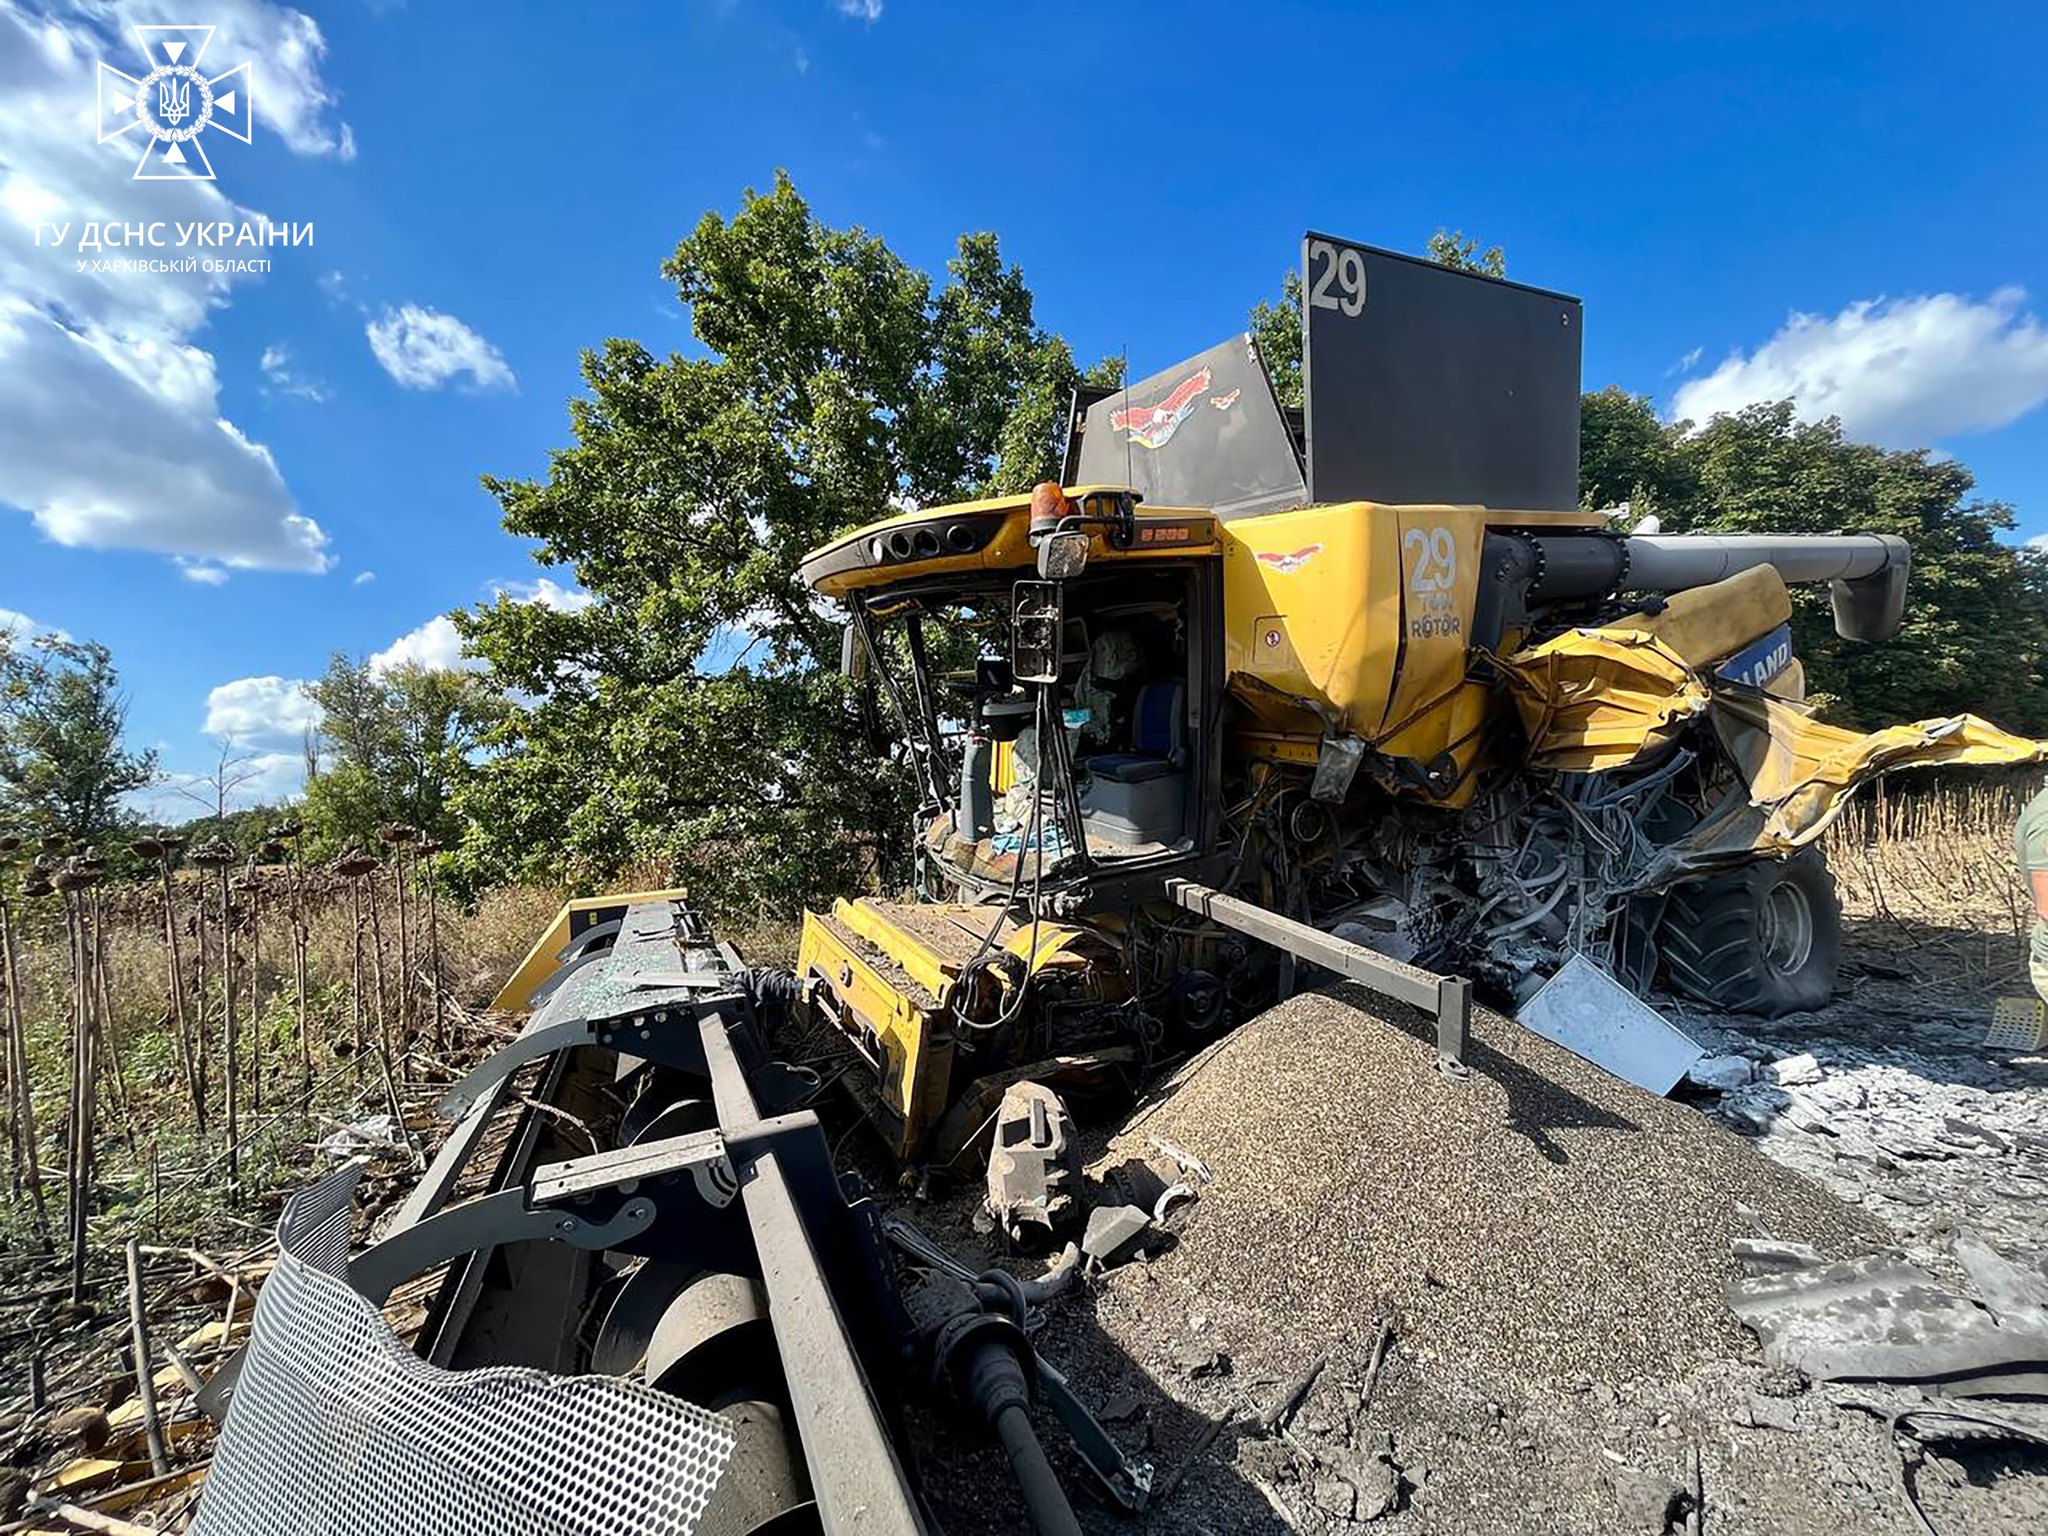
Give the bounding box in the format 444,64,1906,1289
1098,984,1883,1388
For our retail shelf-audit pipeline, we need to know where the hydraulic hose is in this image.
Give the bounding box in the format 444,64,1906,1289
993,1402,1083,1536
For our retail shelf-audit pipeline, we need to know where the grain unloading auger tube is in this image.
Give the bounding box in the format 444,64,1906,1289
196,893,1151,1536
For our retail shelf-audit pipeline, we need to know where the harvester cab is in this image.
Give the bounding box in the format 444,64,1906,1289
795,230,2048,1166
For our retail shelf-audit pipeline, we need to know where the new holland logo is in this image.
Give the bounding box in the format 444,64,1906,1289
96,25,253,181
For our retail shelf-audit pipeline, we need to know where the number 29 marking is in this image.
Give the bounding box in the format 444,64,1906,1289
1307,238,1367,318
1403,526,1456,591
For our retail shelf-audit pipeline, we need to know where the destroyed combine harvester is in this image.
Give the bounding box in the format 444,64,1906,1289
194,234,2048,1533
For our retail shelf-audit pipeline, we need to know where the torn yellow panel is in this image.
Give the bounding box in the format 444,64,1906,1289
1502,616,2048,866
1500,627,1710,773
1709,690,2048,848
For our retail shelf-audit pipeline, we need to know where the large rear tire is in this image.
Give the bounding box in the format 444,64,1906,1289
1659,849,1842,1016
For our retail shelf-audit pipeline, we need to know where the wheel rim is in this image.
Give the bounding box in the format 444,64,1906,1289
1759,879,1814,977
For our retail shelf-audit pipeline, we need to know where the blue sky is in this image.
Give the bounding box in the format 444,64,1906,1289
4,0,2047,816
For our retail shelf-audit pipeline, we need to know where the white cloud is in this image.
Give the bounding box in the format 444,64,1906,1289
0,606,67,642
501,576,595,613
369,613,467,674
176,558,230,585
203,673,319,745
369,578,591,676
352,569,376,585
834,0,883,19
0,3,338,574
365,304,515,391
259,341,330,402
1672,289,2048,449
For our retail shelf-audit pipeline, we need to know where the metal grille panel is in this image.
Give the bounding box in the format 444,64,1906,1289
196,1167,737,1536
1988,995,2048,1050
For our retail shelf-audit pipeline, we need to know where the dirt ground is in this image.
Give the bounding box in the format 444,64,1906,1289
885,909,2048,1536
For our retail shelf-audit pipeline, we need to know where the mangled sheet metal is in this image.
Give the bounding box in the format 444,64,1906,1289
1501,623,2048,874
1726,1240,2048,1391
1515,953,1703,1094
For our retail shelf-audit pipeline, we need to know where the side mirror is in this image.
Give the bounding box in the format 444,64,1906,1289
1011,581,1063,685
1035,530,1090,581
839,621,867,680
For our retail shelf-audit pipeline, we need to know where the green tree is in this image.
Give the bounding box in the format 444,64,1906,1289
0,634,155,845
1249,270,1304,410
451,172,1077,913
1425,227,1507,278
300,655,505,851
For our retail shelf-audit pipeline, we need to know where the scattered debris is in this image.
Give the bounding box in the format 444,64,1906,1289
1151,1405,1234,1506
1168,1339,1230,1378
1731,1237,1827,1275
1688,1054,1755,1091
1257,1351,1328,1436
1151,1182,1198,1225
1741,1393,1799,1431
1081,1203,1152,1269
984,1081,1081,1246
1358,1318,1395,1416
1146,1134,1213,1185
314,1112,403,1160
1515,953,1704,1095
1727,1239,2048,1387
1769,1052,1826,1087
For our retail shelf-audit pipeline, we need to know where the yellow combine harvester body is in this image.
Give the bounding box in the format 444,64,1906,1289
796,486,2044,1160
783,239,2047,1164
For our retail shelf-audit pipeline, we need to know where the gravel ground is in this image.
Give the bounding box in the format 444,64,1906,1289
898,975,2045,1534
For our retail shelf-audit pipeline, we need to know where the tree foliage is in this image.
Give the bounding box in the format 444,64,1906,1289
451,173,1079,913
1425,228,1507,278
1249,270,1304,410
0,634,154,845
300,654,505,852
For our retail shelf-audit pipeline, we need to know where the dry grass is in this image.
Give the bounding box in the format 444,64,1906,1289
1820,773,2036,996
1825,774,2032,926
0,868,567,1260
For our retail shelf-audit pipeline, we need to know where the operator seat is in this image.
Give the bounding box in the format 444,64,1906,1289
1086,680,1185,782
1082,680,1189,848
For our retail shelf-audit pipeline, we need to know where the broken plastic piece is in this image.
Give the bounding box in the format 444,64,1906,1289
1081,1204,1151,1268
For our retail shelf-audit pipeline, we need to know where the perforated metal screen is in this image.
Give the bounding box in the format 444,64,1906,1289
195,1166,737,1536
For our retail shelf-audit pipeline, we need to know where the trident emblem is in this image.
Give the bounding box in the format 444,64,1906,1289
95,25,254,181
158,77,191,125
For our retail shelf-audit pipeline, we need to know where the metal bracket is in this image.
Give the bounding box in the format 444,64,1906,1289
349,1187,656,1306
350,1131,739,1303
534,1130,738,1211
1166,878,1474,1071
437,996,748,1120
1037,1356,1153,1511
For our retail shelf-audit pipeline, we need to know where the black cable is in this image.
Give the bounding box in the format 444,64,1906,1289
993,1404,1082,1536
951,684,1050,1034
